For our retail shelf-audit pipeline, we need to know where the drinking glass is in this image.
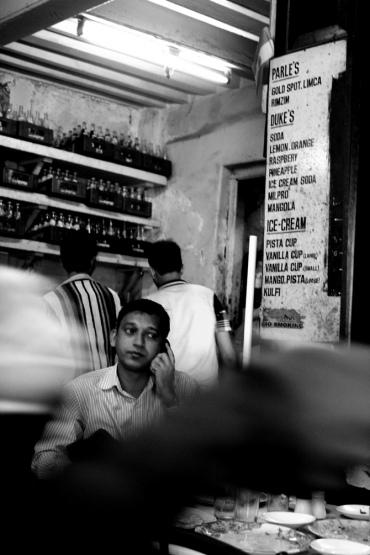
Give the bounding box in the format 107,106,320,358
214,486,236,520
235,489,260,523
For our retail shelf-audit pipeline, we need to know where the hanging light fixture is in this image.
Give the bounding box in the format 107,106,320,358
50,15,233,85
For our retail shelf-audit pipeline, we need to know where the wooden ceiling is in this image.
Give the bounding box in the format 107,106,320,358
0,0,271,107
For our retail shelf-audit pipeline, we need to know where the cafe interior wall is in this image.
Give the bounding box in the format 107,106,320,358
141,82,266,303
1,69,266,300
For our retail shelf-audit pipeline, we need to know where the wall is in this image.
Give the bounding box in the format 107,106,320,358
1,70,266,298
0,70,146,296
141,83,266,295
0,70,140,140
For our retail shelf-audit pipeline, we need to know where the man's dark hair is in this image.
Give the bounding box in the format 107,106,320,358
116,299,170,339
146,240,183,275
60,230,98,274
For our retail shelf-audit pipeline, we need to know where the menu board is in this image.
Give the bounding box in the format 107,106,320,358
260,40,346,343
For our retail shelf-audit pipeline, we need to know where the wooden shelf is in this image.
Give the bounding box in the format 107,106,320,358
0,236,149,268
0,186,159,227
0,135,168,187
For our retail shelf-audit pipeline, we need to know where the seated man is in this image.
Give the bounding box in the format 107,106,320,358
32,299,198,479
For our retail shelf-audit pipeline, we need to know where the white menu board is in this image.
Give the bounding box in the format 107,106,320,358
260,40,346,343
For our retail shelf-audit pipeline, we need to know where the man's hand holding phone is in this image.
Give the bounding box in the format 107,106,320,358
150,341,177,408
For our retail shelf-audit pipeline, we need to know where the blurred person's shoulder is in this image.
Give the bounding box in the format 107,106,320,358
173,370,199,394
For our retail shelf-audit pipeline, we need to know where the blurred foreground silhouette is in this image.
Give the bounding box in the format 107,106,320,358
1,266,370,554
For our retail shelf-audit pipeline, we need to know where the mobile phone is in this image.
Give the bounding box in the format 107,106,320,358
160,339,170,353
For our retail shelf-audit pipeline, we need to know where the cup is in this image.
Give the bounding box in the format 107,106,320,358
235,489,260,523
267,493,289,512
214,488,236,520
294,498,313,515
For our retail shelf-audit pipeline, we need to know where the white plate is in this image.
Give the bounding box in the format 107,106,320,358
261,511,316,528
311,538,370,555
195,521,312,554
337,506,370,520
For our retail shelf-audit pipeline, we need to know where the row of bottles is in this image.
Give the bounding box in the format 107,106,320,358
0,103,53,145
0,198,23,235
35,165,152,216
1,104,166,160
1,103,171,176
53,120,167,159
28,208,148,257
3,103,50,128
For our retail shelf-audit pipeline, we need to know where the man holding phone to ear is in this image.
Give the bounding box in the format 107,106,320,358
32,299,198,479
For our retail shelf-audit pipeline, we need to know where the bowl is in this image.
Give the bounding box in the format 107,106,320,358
311,538,370,555
337,505,370,520
261,511,316,528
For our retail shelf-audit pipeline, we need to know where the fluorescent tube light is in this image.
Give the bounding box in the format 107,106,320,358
51,16,232,85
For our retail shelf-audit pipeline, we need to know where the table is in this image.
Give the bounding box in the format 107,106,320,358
164,503,355,555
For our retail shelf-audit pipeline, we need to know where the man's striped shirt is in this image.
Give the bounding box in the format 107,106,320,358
43,274,121,377
31,364,198,478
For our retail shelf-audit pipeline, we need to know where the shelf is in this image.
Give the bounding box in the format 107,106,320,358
0,135,168,187
0,236,149,268
0,186,159,227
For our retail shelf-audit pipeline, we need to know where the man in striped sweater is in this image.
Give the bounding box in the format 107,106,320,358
43,229,121,377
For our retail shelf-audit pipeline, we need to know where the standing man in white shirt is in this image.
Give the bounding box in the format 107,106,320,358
145,240,237,388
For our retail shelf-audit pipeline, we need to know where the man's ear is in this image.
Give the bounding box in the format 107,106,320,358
110,328,117,348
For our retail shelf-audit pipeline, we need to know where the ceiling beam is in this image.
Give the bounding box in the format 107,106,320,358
25,30,220,95
0,50,167,107
89,0,257,70
2,41,191,104
224,0,270,18
0,0,106,46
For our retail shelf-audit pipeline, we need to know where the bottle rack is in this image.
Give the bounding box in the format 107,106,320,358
0,134,166,267
0,112,172,178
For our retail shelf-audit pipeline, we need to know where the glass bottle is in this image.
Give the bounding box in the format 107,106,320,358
108,220,114,237
43,212,51,228
35,110,41,125
101,219,107,238
104,128,111,143
72,127,78,144
5,103,13,120
311,492,326,519
57,213,65,228
86,218,92,234
73,216,80,231
65,214,72,230
43,112,50,129
49,211,57,226
60,132,68,149
89,123,96,138
14,202,21,221
6,201,13,220
26,109,34,124
111,131,118,145
17,105,26,122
